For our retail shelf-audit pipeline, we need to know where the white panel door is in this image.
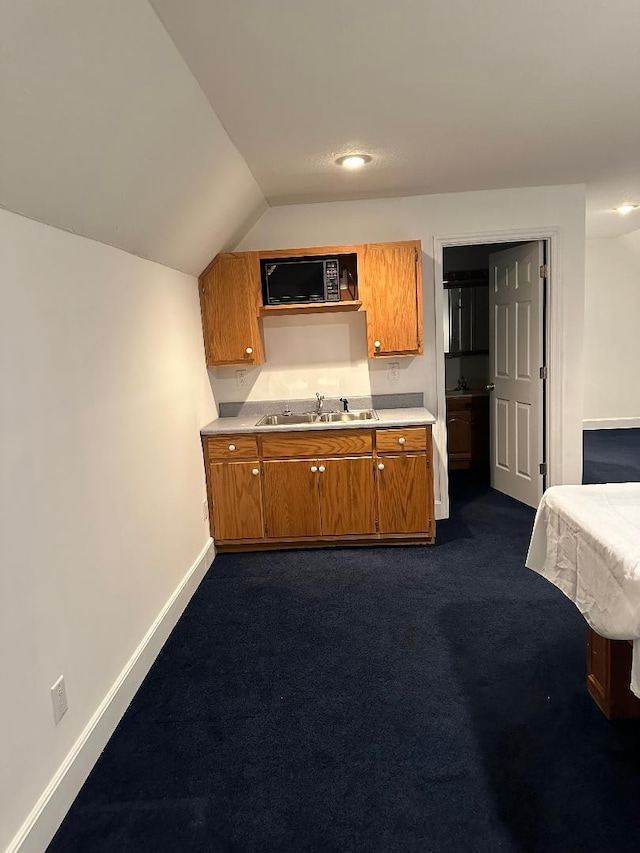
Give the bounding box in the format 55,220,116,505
488,242,544,508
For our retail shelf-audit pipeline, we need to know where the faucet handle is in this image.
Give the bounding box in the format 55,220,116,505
340,397,349,412
283,400,291,415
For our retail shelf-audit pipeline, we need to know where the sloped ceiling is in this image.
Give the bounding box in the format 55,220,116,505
0,0,266,274
149,0,640,238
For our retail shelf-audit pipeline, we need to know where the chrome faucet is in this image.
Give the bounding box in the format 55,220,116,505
315,392,325,415
282,400,292,416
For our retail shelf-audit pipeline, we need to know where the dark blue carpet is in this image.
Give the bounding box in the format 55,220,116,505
583,428,640,484
47,435,640,852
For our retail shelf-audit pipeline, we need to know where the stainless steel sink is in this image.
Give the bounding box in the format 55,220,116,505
255,413,318,426
318,410,378,423
255,409,378,426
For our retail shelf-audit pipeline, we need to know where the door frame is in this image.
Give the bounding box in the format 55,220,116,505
433,228,560,519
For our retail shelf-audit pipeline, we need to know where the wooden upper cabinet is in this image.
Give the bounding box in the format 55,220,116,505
360,241,423,358
199,252,264,367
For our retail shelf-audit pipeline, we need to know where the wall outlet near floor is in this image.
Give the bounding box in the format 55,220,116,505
388,362,400,382
236,369,247,387
51,675,68,725
202,498,209,522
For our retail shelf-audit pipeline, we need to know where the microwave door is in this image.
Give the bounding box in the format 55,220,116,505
266,260,325,303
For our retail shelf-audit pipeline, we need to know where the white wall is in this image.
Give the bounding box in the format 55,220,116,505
226,185,586,508
584,233,640,426
0,208,217,853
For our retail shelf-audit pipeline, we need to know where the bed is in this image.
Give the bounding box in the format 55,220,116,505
526,483,640,716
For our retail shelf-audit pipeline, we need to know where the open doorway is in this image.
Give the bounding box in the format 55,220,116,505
442,240,548,509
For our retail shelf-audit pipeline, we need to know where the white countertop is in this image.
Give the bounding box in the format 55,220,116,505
200,406,436,435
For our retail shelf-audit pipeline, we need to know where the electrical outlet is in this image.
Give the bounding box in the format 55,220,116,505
51,675,68,725
236,369,247,387
388,362,400,382
202,498,209,521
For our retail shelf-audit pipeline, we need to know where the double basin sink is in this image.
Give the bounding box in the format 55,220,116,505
256,410,378,426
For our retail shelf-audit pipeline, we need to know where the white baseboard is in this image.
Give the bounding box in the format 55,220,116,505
583,417,640,430
6,538,215,853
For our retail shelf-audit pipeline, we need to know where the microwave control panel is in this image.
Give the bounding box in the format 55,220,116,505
324,259,340,302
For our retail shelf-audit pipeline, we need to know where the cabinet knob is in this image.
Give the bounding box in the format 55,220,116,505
245,347,253,355
252,468,259,476
377,463,385,471
318,465,326,473
398,437,406,445
374,340,381,349
310,466,318,473
228,444,236,451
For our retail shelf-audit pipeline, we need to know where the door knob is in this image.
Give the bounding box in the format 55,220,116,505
252,468,259,476
318,465,326,473
228,444,236,451
374,340,381,349
310,466,318,473
398,437,406,445
245,347,253,355
487,383,495,391
377,463,385,471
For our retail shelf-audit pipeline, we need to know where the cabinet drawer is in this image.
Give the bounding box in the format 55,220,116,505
376,427,427,453
206,435,259,460
446,395,473,413
261,429,373,459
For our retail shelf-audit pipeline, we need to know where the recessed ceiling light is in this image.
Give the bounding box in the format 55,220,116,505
336,154,372,169
614,203,639,215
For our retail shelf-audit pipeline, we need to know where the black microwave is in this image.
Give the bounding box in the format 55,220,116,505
261,256,340,305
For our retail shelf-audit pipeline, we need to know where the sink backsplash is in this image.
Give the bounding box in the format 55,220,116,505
218,392,424,419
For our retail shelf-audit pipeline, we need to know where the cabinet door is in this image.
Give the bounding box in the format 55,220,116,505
319,456,376,536
447,413,472,461
362,241,423,357
263,459,322,538
209,461,264,541
199,252,264,366
376,454,431,534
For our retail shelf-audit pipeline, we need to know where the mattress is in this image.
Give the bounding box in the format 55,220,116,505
526,483,640,696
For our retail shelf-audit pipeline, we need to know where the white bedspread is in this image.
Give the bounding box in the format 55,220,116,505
526,483,640,697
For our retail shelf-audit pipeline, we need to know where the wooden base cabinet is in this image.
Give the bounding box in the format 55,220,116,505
209,461,264,541
320,456,376,536
203,426,435,551
375,426,434,536
263,456,376,539
377,455,432,534
446,393,489,472
263,459,322,538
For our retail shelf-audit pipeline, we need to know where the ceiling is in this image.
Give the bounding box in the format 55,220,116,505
149,0,640,238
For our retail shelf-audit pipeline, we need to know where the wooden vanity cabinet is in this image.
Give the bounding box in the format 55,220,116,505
446,394,489,472
199,252,264,366
360,241,423,358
